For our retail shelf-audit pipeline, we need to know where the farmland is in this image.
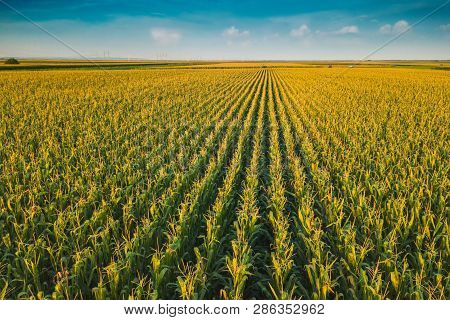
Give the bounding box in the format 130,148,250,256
0,65,448,300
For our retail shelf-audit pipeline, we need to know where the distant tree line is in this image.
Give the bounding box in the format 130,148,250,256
5,58,20,64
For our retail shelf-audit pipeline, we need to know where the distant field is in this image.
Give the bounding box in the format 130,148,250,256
1,59,449,71
0,66,448,299
0,60,213,71
201,60,450,70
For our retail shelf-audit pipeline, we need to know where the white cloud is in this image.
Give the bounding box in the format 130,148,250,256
150,28,181,45
290,24,310,38
393,20,410,33
440,23,450,31
379,24,392,34
336,25,359,34
379,20,410,34
223,26,250,38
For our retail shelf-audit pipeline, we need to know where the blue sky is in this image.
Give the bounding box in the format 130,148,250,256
0,0,449,59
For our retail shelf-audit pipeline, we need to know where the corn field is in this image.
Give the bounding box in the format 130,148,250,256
0,67,448,300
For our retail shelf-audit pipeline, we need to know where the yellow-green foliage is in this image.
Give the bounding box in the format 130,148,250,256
0,67,448,300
